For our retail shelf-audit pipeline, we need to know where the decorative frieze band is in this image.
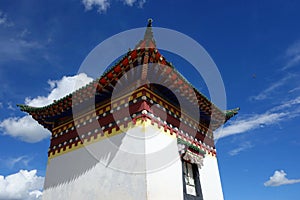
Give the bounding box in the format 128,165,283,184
48,87,216,159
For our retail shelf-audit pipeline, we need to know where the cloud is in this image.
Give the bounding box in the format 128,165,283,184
0,73,93,143
82,0,110,12
0,11,13,27
228,142,253,156
7,102,15,111
269,96,300,113
0,37,43,62
283,40,300,70
25,73,93,107
215,112,286,140
251,74,294,100
284,55,300,70
123,0,135,6
81,0,147,12
19,29,31,38
215,96,300,140
289,86,300,93
3,156,32,169
0,170,44,200
0,11,7,25
0,115,50,143
122,0,146,7
0,12,46,63
264,170,300,187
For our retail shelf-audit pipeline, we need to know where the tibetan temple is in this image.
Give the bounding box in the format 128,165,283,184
19,20,239,200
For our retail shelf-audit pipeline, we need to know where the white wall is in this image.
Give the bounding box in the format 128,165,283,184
144,123,184,200
198,154,224,200
43,125,148,200
43,121,184,200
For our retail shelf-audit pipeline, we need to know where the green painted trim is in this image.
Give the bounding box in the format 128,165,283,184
177,138,206,155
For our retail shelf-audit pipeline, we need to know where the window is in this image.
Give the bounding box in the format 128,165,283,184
183,162,196,195
182,160,203,200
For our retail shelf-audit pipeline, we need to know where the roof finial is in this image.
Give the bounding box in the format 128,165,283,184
147,18,153,27
135,18,156,48
143,18,154,41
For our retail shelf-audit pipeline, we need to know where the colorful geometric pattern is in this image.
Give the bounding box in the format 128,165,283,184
47,87,216,160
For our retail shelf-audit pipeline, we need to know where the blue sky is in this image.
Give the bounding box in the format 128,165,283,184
0,0,300,199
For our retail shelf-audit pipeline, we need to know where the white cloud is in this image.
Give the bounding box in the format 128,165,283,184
122,0,136,6
0,38,42,62
0,169,44,200
269,96,300,112
264,170,300,187
138,0,146,8
19,29,31,38
81,0,147,12
0,73,93,143
216,96,300,140
0,11,13,27
0,11,6,24
215,112,286,140
0,12,45,63
283,40,300,70
251,74,294,101
29,190,42,199
284,55,300,70
25,73,93,107
4,156,32,169
7,102,15,111
122,0,146,7
82,0,110,12
228,142,253,156
289,86,300,93
0,115,50,143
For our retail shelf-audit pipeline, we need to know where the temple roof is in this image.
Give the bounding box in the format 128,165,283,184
18,19,239,131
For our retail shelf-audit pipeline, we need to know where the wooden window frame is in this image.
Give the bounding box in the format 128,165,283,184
182,160,203,200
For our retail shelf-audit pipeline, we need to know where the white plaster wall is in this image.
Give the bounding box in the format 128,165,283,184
144,124,184,200
43,123,184,200
43,126,148,200
198,154,224,200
